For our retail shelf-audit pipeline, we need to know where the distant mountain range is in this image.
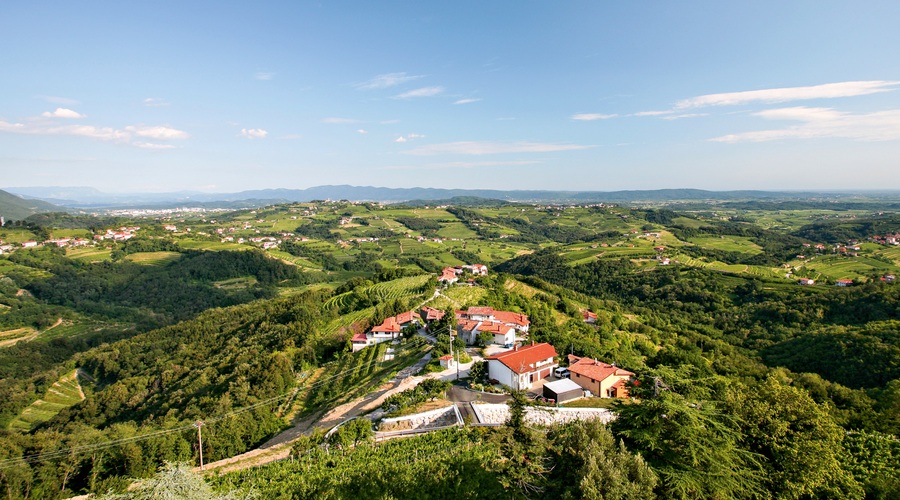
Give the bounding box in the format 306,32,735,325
0,189,68,221
8,185,896,211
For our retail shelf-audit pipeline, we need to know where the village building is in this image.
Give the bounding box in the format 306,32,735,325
583,311,597,324
438,267,459,284
567,355,635,398
486,342,558,391
454,306,530,345
351,311,422,352
836,279,854,287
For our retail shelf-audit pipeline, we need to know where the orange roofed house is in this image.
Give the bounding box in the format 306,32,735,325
567,355,634,398
455,306,529,346
351,311,421,352
487,342,558,391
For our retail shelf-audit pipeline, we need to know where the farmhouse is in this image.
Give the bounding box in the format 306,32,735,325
583,310,597,324
455,306,530,345
487,342,558,391
835,279,854,287
567,355,634,398
351,311,422,352
798,278,815,286
439,267,459,284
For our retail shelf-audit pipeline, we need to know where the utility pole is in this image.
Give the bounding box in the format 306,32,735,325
194,420,205,469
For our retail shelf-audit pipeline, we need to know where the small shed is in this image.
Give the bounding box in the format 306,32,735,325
543,378,584,404
439,354,455,369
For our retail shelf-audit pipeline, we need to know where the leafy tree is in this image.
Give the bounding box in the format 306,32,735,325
611,391,765,499
547,418,657,499
724,377,862,498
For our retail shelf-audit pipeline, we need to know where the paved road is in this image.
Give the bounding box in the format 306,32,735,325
447,385,510,404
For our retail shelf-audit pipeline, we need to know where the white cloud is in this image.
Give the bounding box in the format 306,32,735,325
240,128,268,139
134,142,177,150
711,106,900,143
0,120,190,150
41,108,84,119
254,72,275,81
356,72,424,90
402,141,592,156
357,129,368,134
394,86,444,99
126,125,190,140
676,80,900,109
143,98,170,107
633,110,671,117
661,113,708,120
322,117,359,124
571,113,617,121
454,98,481,105
395,133,424,143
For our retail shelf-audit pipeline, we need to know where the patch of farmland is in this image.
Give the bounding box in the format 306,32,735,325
123,251,182,265
66,246,111,261
8,370,85,431
689,235,764,254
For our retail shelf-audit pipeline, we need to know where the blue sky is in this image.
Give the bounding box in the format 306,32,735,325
2,1,900,193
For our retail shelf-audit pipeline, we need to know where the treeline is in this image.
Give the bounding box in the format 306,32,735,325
13,248,302,329
795,214,900,243
24,213,127,230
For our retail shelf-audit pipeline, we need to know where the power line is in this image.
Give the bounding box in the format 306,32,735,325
0,340,427,470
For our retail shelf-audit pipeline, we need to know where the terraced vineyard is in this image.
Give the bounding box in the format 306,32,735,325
0,326,37,348
8,369,85,430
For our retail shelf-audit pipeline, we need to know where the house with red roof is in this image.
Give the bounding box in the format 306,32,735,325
835,279,854,287
583,310,598,324
567,355,634,398
454,306,530,345
420,306,446,322
439,267,459,284
486,342,558,391
351,311,422,352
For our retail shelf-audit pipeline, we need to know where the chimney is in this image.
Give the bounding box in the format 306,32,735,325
531,340,535,346
514,344,518,351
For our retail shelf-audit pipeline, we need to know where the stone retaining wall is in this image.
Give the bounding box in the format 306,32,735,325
472,403,614,426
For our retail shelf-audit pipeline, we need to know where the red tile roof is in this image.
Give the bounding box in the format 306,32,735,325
467,306,494,316
421,306,445,321
372,317,401,333
395,311,421,324
487,342,558,374
476,321,514,334
567,355,634,383
351,333,369,343
493,310,530,327
583,311,598,320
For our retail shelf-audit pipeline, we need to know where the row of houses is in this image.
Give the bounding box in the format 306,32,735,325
485,342,635,399
350,311,422,352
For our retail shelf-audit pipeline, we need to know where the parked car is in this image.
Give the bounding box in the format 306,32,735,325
554,367,570,378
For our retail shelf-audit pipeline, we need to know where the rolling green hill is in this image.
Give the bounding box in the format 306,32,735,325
0,189,67,221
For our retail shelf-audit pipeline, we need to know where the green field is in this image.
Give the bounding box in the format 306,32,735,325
8,370,85,431
689,235,764,254
123,251,182,265
66,246,112,261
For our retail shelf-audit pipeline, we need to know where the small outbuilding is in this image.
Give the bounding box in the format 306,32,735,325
543,378,584,404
